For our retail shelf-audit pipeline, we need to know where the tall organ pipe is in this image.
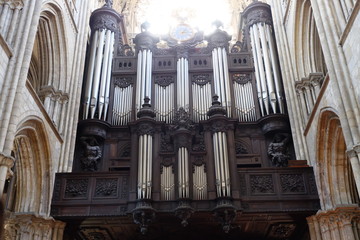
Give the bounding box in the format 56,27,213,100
212,47,231,117
244,2,286,116
137,133,154,199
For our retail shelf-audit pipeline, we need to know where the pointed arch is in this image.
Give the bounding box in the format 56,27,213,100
316,110,359,210
294,0,327,79
9,117,52,216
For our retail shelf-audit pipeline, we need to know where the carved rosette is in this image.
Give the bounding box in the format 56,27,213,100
90,7,122,32
113,76,133,88
243,2,273,28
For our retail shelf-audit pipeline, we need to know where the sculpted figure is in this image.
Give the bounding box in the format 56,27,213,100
80,137,102,171
268,133,290,167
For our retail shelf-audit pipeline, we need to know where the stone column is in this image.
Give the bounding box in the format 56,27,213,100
0,153,14,198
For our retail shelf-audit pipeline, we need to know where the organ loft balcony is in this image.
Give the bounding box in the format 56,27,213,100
51,1,319,239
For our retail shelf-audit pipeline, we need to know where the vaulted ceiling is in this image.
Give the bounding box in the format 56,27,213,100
110,0,259,41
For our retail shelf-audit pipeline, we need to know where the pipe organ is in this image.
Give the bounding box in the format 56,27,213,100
244,4,285,116
65,2,316,236
82,7,121,120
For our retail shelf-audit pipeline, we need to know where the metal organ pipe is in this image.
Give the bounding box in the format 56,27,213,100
98,30,112,119
212,131,231,197
137,133,154,199
104,32,115,121
177,58,189,109
90,29,106,119
250,27,264,117
249,20,286,117
178,147,189,198
252,24,269,115
135,49,153,116
212,47,231,117
259,24,277,113
265,24,285,113
83,30,99,119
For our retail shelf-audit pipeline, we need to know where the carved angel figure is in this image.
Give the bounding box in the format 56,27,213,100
267,133,290,167
80,137,102,171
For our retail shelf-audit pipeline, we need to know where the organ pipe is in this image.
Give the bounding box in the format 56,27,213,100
82,24,116,120
137,134,153,199
177,58,189,109
192,83,212,122
249,21,285,116
193,165,207,200
212,48,231,117
161,166,175,200
233,81,256,121
136,50,153,115
155,83,175,123
178,147,189,198
212,132,231,197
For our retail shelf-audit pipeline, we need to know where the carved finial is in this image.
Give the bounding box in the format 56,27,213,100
207,94,227,117
212,95,220,105
212,20,223,29
137,97,156,119
104,0,113,8
141,22,151,32
143,96,150,106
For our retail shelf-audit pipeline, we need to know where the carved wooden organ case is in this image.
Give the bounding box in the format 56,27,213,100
53,2,319,236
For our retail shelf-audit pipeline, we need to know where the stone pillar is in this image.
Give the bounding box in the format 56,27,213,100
307,206,360,240
0,153,14,198
4,214,66,240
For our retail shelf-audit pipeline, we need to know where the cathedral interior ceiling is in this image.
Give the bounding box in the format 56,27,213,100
110,0,256,41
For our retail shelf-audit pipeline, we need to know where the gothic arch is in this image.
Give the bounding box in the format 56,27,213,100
28,3,68,93
294,0,327,79
27,3,69,128
316,110,359,210
9,117,52,216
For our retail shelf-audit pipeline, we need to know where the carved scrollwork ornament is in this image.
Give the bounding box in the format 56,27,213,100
90,12,119,33
192,74,211,86
170,108,194,131
137,123,155,136
213,198,237,233
232,73,251,84
154,75,174,87
175,200,194,227
243,2,273,28
132,200,156,235
118,44,134,56
114,76,133,88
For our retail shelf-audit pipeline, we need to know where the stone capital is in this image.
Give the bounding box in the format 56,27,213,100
0,153,15,168
0,153,15,179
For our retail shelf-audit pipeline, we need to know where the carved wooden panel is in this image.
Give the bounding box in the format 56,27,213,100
250,174,275,194
64,179,89,199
